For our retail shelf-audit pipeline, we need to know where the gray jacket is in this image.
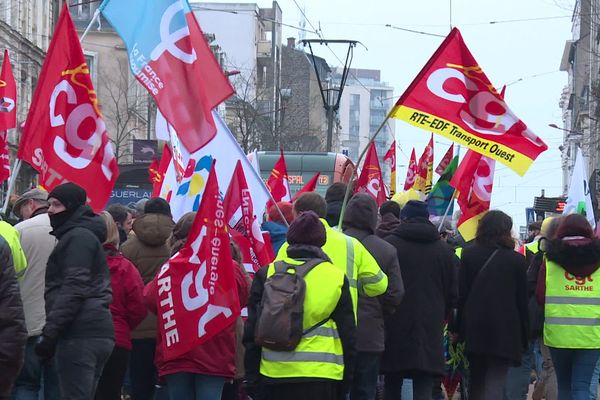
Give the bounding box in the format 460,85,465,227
343,194,405,352
15,212,56,336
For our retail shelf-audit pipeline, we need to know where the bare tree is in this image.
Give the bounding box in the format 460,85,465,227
99,59,148,163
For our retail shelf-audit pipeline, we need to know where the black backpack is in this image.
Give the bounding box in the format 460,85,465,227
255,259,327,351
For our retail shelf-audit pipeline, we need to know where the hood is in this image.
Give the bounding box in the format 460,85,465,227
261,221,287,239
546,238,600,276
391,217,439,243
376,213,400,238
325,200,343,228
342,194,378,234
51,205,107,242
132,213,175,247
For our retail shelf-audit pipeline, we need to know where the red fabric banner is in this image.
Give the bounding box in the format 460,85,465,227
0,49,16,131
414,135,434,194
354,142,386,205
17,5,118,211
155,160,240,361
150,144,173,197
292,172,320,202
436,144,454,175
224,160,274,268
266,149,291,206
390,28,547,176
0,131,10,184
404,148,418,191
383,141,396,194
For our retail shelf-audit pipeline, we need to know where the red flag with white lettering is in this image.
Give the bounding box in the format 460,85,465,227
155,160,240,361
354,142,386,205
0,49,17,131
224,160,274,268
0,131,10,183
404,148,418,191
435,143,454,175
17,5,118,211
292,172,320,202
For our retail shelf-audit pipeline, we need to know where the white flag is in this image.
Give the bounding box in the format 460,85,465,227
156,111,271,222
564,147,596,228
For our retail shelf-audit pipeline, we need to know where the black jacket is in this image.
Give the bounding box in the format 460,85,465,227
44,206,114,341
0,236,26,398
382,218,458,376
343,194,404,353
458,243,529,365
244,244,356,388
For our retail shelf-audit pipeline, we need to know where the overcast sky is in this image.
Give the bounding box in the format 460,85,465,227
196,0,574,227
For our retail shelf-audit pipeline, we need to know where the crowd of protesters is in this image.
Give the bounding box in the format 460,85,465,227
1,182,600,400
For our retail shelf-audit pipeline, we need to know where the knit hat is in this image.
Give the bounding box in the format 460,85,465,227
144,197,172,218
267,201,294,224
287,211,326,247
47,183,87,211
400,200,429,221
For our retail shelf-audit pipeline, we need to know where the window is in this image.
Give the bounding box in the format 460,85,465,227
84,51,98,88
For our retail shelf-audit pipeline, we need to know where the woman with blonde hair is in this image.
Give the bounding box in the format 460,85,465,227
95,212,147,400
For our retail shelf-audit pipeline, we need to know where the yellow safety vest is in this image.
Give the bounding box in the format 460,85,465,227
276,218,387,318
544,260,600,349
455,247,463,259
0,221,27,279
523,241,540,256
260,257,346,380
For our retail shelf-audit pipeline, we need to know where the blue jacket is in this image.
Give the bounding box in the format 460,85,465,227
261,221,287,255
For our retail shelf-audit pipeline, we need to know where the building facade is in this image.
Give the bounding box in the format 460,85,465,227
335,68,395,181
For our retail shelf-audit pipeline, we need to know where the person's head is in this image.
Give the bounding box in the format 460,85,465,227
106,204,133,234
545,214,600,268
13,188,49,220
293,192,327,219
99,211,120,247
399,200,429,222
325,182,347,203
134,198,148,217
267,201,294,225
475,210,515,249
379,200,401,219
538,216,563,252
230,239,243,265
168,212,196,255
342,193,378,233
287,210,326,247
144,197,172,219
528,220,542,237
47,183,87,216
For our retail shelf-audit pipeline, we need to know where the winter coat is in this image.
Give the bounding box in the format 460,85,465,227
0,220,27,278
458,243,529,365
105,244,147,350
343,194,405,353
15,212,56,336
261,221,287,255
375,213,400,239
0,235,27,398
145,258,250,379
382,218,458,376
121,213,174,339
44,205,114,342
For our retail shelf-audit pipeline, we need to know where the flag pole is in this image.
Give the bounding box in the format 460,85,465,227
79,8,101,42
437,189,457,233
2,158,21,216
337,113,392,229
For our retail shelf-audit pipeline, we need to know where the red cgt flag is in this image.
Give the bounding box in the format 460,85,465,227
0,131,10,184
404,148,418,191
354,142,386,206
292,172,320,202
17,5,118,212
266,150,291,206
390,28,547,176
0,49,16,131
383,141,396,194
224,160,274,269
414,135,434,194
155,160,240,361
435,143,454,175
449,150,496,241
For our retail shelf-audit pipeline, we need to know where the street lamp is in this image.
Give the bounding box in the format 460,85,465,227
548,123,584,139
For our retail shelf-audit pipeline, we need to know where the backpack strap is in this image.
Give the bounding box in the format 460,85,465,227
294,258,325,278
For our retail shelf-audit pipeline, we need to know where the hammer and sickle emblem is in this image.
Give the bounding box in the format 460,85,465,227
150,1,197,64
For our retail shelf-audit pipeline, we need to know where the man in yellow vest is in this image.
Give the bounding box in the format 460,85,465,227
244,211,356,400
540,214,600,398
276,192,388,316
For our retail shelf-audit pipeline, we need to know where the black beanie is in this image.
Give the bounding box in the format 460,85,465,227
144,197,172,217
287,211,326,247
48,183,87,211
400,200,429,221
